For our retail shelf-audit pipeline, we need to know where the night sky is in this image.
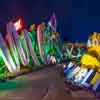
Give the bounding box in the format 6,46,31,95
0,0,100,42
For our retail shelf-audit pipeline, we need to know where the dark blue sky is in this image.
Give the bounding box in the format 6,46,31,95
0,0,100,42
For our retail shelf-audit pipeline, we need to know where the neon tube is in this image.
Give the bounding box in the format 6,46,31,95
7,22,28,66
20,32,30,64
81,69,94,85
65,65,78,78
0,33,17,73
37,25,46,64
6,23,20,71
64,62,75,75
0,48,13,73
67,66,80,79
74,68,88,83
23,29,40,65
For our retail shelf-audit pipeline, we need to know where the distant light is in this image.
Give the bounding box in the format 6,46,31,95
14,19,23,31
